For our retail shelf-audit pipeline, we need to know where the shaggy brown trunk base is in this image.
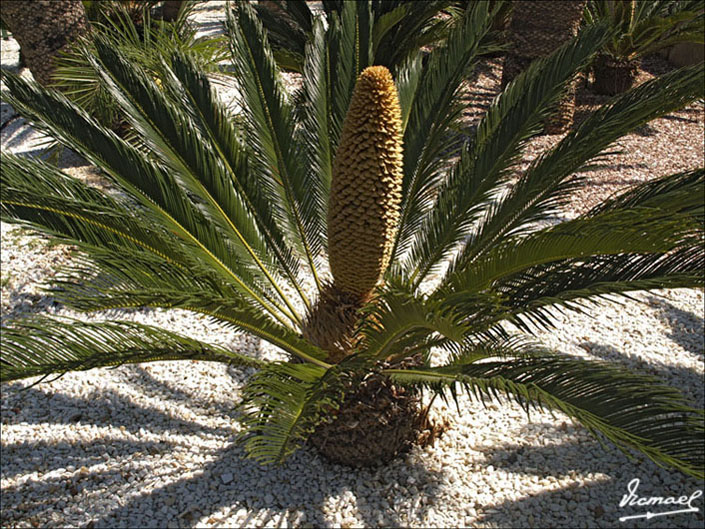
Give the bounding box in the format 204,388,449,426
592,55,639,95
1,0,89,86
301,284,363,364
310,364,448,467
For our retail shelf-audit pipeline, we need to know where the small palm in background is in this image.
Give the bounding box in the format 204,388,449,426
254,0,464,73
1,1,704,475
585,0,704,95
52,0,228,135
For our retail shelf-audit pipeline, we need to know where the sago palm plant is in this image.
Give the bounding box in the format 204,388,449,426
584,0,704,94
1,2,704,474
52,0,227,134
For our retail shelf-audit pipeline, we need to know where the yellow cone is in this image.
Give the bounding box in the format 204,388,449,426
327,66,404,301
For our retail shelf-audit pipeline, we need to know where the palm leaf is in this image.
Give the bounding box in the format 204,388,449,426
0,72,290,325
168,51,310,310
359,288,468,362
441,207,699,299
391,1,497,263
48,261,330,367
387,352,705,478
449,63,704,277
238,358,366,464
1,317,263,383
87,39,304,325
297,19,333,231
404,23,612,285
227,1,325,292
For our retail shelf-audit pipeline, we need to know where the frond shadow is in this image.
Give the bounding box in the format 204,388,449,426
477,422,705,527
579,342,704,407
83,439,444,528
1,370,444,528
0,382,236,438
646,294,704,359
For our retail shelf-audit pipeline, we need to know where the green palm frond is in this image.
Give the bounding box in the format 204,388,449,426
359,289,468,362
394,53,424,134
1,70,293,325
47,258,330,367
442,207,699,298
590,168,704,217
254,0,460,74
334,1,367,128
433,169,704,334
390,1,499,262
239,357,369,464
584,0,704,60
403,23,612,285
227,1,325,292
52,1,227,131
296,18,334,225
448,63,704,278
87,38,304,324
1,317,264,383
168,51,309,310
489,249,703,334
0,152,190,266
387,352,704,478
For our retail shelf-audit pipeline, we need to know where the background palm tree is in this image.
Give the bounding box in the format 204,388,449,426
1,1,704,474
585,0,705,95
253,0,463,73
0,0,89,86
501,0,588,133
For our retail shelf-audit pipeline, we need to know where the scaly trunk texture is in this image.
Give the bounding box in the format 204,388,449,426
501,0,587,133
311,356,446,467
0,0,89,86
327,66,404,303
592,54,639,95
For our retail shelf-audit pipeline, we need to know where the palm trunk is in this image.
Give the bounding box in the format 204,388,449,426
501,0,587,134
0,0,89,86
311,355,445,467
161,0,185,22
592,54,639,95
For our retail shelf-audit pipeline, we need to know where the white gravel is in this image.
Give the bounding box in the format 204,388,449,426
1,3,704,528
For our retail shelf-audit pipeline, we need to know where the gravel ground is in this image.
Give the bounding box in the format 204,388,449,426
1,3,704,528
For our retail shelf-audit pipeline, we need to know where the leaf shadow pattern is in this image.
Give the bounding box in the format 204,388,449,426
0,372,444,528
477,423,705,528
645,294,704,359
579,341,704,407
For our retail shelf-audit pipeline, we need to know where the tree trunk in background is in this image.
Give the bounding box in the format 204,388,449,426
592,54,639,95
0,0,89,86
501,0,587,134
161,0,185,22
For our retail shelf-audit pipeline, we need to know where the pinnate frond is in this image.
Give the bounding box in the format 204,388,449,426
1,317,263,383
388,353,705,478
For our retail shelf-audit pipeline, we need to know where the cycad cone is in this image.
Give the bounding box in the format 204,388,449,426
328,66,404,301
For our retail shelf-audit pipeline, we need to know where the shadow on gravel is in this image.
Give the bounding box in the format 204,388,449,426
0,383,235,438
0,438,171,481
1,374,444,528
80,440,443,528
646,295,704,359
477,422,705,528
580,341,704,407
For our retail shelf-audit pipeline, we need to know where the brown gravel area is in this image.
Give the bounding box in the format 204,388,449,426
461,54,704,217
